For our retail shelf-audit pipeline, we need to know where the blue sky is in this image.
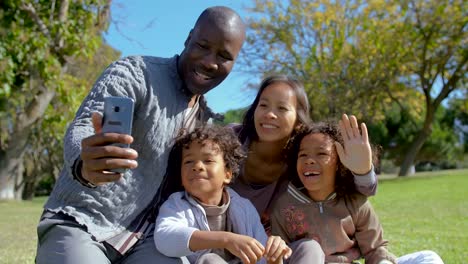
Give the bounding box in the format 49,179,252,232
104,0,257,113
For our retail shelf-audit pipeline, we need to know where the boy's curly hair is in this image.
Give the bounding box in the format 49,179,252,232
158,125,245,200
286,121,379,200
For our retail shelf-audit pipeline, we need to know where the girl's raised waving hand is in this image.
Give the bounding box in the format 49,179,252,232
334,114,372,175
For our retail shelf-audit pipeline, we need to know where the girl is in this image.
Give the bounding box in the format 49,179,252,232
270,121,444,264
155,126,291,264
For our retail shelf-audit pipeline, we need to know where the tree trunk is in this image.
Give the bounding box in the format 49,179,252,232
0,154,25,200
398,107,435,176
22,180,37,200
0,89,55,200
0,129,28,200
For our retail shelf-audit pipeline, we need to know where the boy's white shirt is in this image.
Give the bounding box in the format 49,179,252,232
154,187,268,264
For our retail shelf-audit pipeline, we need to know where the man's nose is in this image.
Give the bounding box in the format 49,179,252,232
201,52,218,71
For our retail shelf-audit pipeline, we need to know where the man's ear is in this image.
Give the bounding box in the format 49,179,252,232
224,170,233,185
184,29,193,47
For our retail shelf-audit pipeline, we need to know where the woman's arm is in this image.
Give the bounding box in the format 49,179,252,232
335,114,378,196
353,167,378,196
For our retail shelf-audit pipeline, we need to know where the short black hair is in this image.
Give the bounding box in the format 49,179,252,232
158,125,245,202
171,125,245,179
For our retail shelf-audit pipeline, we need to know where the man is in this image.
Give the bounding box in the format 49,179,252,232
36,6,246,264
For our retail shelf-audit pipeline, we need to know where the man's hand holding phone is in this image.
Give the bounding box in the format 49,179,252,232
80,98,138,186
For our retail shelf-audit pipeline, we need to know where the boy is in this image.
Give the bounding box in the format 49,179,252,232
155,126,291,264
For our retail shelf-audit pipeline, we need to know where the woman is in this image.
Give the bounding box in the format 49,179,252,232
230,75,377,233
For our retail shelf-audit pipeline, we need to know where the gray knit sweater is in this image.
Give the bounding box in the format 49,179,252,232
45,55,205,241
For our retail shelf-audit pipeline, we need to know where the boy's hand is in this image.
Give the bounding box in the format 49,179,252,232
224,233,265,264
264,236,292,264
335,114,372,175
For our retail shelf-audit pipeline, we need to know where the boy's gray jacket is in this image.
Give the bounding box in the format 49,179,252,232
154,187,268,263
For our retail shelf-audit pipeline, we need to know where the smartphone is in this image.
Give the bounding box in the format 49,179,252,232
102,96,135,173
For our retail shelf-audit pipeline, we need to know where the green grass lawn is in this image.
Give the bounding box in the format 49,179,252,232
0,196,46,264
0,169,467,263
370,169,468,263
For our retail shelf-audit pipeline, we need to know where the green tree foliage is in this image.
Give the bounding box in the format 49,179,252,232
0,0,113,199
444,95,468,154
240,0,467,176
221,108,248,125
22,43,121,199
396,0,467,175
368,101,463,172
240,0,408,120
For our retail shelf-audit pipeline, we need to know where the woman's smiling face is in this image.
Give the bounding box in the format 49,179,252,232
254,82,298,143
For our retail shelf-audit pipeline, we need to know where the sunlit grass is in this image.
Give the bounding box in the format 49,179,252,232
0,196,46,264
370,169,468,263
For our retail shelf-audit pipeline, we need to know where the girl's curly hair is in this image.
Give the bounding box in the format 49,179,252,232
158,125,245,201
286,121,379,201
